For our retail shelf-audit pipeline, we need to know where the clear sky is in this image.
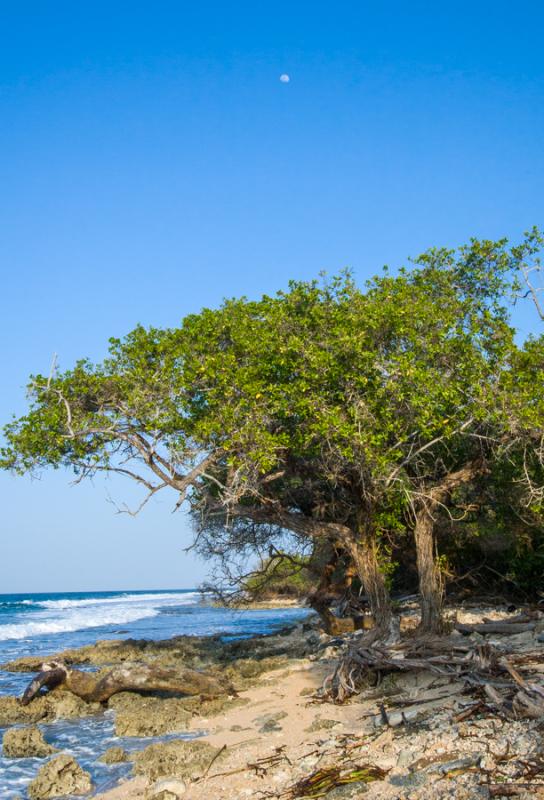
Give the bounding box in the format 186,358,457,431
1,1,543,593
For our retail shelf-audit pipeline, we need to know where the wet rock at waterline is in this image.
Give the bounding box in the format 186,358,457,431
0,693,102,727
2,725,57,758
98,745,129,764
27,754,93,799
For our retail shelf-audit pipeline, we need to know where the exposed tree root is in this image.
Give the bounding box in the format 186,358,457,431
326,611,544,721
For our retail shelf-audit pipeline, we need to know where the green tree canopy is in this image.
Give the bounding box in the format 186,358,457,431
3,231,543,634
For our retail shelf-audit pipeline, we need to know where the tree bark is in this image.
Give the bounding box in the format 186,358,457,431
414,506,444,634
349,533,393,637
414,460,485,635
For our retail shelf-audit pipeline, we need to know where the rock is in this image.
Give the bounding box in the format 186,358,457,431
108,693,192,737
253,711,288,733
396,748,413,768
145,777,187,799
2,725,57,758
373,708,420,728
304,717,340,733
98,746,129,764
134,739,223,782
27,754,93,799
0,697,49,726
0,692,102,727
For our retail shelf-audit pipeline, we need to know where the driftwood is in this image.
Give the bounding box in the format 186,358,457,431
21,667,67,705
21,660,232,705
456,622,536,636
455,610,540,637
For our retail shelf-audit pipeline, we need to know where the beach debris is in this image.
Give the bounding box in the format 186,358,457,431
281,763,387,798
20,661,233,705
455,610,539,636
27,754,93,799
2,724,57,758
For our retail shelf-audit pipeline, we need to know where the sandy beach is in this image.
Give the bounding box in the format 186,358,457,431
3,604,544,799
86,607,544,799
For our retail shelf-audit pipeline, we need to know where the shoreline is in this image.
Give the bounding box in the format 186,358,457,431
2,604,544,799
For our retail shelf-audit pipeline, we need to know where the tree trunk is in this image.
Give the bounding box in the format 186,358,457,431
413,460,485,635
349,534,393,637
414,505,444,634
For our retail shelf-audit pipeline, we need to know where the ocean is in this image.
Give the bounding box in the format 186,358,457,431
0,589,309,797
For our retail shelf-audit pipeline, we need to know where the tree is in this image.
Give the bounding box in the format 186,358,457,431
2,233,543,637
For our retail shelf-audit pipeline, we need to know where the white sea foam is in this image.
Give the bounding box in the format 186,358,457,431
0,592,199,641
35,591,198,610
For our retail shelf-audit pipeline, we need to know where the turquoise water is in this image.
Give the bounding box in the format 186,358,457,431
0,589,309,797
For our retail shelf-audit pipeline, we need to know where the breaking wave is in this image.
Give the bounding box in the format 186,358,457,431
0,591,199,641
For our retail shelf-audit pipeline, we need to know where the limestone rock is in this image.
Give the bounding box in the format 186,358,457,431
98,746,128,764
145,777,187,799
27,754,93,799
134,739,223,782
0,692,102,727
108,693,192,737
2,725,57,758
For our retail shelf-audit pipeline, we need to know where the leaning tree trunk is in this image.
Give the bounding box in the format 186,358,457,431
349,532,393,638
414,504,444,635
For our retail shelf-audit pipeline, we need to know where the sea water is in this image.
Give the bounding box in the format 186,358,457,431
0,589,309,797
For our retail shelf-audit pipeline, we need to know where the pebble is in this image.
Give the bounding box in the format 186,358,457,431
396,748,413,768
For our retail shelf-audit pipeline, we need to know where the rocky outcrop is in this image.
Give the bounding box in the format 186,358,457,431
2,725,57,758
2,620,316,676
108,693,192,737
98,746,128,764
133,739,224,782
27,754,93,799
0,692,102,727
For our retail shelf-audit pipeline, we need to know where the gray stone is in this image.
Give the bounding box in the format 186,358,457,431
396,748,413,768
253,711,288,733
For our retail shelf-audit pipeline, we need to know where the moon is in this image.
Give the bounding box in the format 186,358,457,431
279,74,290,83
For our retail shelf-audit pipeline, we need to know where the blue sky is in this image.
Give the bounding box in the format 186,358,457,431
1,1,543,592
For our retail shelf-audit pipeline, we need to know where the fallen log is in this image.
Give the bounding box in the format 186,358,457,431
20,661,233,706
456,622,536,636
